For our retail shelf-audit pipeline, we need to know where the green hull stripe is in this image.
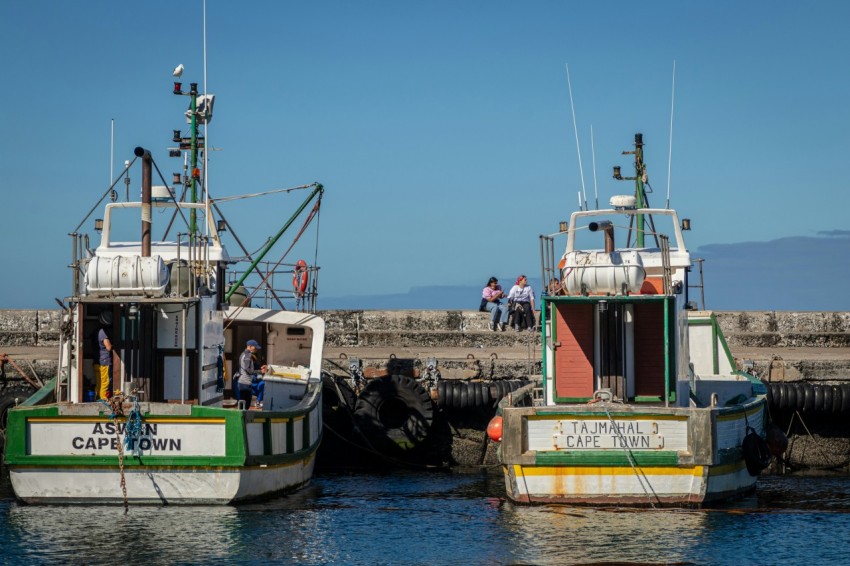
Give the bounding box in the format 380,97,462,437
4,400,320,468
535,450,680,466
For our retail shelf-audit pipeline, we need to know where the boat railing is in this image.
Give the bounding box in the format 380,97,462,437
226,261,319,313
689,257,706,310
497,382,536,412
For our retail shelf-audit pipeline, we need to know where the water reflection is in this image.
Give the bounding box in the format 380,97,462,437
2,470,850,565
5,503,239,565
500,504,708,565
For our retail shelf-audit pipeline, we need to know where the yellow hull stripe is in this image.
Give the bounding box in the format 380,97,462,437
514,464,705,477
706,460,747,476
26,417,227,424
716,406,763,422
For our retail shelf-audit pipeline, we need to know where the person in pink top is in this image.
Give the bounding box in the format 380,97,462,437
481,277,509,331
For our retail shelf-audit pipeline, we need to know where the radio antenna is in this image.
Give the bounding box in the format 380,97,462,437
590,124,599,209
110,118,114,184
666,60,676,208
565,64,587,211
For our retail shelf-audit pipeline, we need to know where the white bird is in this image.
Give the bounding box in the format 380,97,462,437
172,64,184,78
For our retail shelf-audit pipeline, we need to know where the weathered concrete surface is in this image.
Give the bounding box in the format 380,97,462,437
715,312,850,382
321,310,850,383
3,309,850,383
0,310,61,348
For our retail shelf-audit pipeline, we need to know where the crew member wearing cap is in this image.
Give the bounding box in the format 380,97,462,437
235,339,266,408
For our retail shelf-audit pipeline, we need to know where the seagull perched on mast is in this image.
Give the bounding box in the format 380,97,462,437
172,64,184,78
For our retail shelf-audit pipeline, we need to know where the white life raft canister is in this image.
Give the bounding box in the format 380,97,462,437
562,250,646,295
85,255,169,297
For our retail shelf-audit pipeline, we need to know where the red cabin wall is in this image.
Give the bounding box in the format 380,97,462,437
633,302,666,398
554,303,594,399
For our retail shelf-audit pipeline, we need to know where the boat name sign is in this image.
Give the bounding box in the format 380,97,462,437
552,419,664,450
27,420,227,457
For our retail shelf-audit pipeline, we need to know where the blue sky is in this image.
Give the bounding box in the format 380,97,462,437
1,1,848,311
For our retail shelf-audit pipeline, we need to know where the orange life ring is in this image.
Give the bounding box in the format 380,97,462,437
292,268,310,293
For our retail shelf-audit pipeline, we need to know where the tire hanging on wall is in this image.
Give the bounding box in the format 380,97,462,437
0,384,36,431
354,374,434,452
767,382,850,415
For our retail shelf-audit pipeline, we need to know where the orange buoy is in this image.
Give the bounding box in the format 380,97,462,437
486,415,503,442
292,260,308,295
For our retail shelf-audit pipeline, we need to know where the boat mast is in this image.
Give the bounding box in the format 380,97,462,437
614,133,650,247
172,80,202,235
633,133,647,247
189,82,200,235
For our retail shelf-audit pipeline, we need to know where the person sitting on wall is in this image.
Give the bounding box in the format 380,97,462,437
235,339,267,409
481,276,510,331
507,275,536,332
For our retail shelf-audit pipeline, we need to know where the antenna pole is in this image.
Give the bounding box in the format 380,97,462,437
565,64,587,211
666,60,676,208
590,124,598,209
110,119,114,185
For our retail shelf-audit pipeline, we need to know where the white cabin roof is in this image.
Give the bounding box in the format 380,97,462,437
565,207,690,266
95,201,230,263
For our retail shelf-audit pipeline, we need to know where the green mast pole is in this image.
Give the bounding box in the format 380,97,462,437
189,82,199,235
634,133,646,248
224,183,324,302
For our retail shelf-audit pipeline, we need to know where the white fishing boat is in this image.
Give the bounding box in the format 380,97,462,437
491,134,782,506
4,74,326,505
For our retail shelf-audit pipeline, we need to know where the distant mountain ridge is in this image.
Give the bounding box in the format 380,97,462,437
319,233,850,311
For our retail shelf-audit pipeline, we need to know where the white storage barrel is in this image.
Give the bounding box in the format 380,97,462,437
85,255,169,297
562,250,646,295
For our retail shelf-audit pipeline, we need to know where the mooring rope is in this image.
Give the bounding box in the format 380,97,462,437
601,403,662,508
98,395,143,512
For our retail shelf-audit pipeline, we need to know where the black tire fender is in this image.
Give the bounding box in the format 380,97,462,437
436,380,446,409
354,374,434,450
785,383,797,411
459,381,469,409
814,384,824,412
0,384,37,431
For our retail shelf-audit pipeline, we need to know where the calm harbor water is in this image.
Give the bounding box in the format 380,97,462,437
1,469,849,565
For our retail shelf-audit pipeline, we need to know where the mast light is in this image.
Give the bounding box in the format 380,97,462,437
613,166,622,180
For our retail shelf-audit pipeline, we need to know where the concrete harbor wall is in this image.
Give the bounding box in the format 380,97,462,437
2,309,850,383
